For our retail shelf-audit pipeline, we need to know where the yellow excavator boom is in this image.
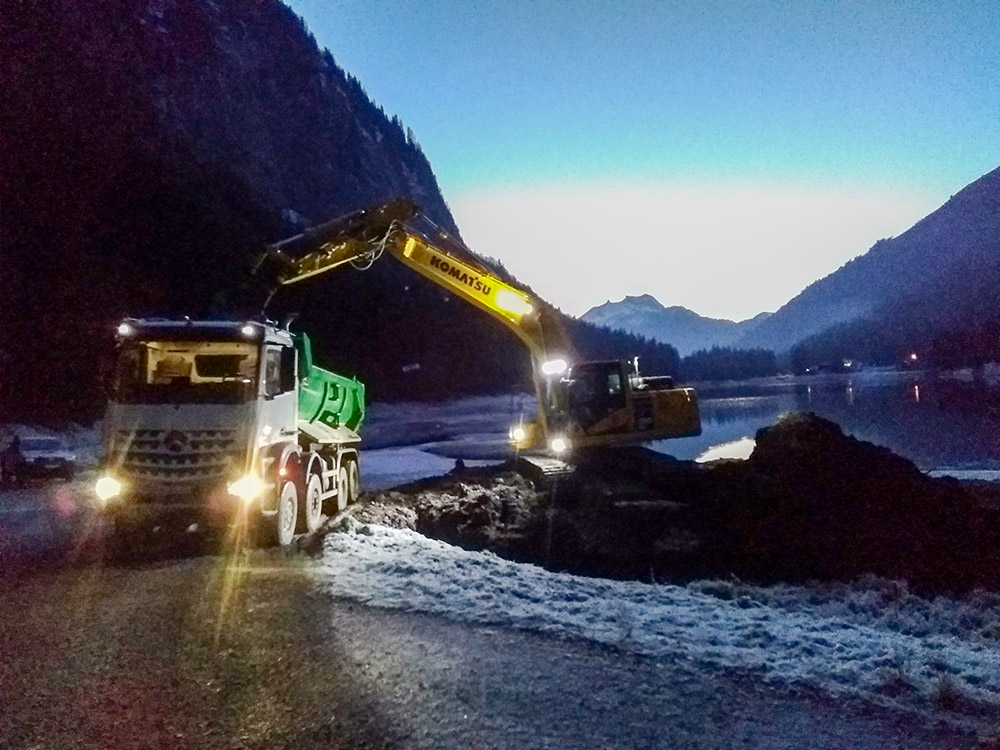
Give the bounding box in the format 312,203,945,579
263,200,573,441
261,199,700,453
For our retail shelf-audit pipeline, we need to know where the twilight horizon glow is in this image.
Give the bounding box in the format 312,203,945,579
288,0,999,320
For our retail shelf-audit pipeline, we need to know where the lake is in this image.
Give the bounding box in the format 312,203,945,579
361,367,1000,489
654,367,1000,474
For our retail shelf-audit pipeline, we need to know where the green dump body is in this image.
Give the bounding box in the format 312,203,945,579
294,332,366,435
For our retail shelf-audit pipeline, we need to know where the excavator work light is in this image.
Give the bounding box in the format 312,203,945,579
117,323,133,337
494,289,533,318
549,436,570,455
240,324,256,337
541,358,568,376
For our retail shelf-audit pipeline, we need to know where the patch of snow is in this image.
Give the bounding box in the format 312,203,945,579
317,524,1000,723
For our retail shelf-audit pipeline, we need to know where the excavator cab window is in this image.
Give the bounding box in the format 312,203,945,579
567,361,627,428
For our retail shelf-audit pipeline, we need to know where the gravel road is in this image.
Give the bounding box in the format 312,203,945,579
0,545,976,749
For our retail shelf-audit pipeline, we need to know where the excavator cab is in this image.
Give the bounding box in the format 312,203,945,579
565,361,628,429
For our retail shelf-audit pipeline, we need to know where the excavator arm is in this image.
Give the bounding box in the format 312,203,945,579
262,200,574,445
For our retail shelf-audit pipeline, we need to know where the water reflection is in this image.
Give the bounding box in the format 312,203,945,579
694,436,756,463
652,369,1000,471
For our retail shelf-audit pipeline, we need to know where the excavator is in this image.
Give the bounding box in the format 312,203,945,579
260,199,700,456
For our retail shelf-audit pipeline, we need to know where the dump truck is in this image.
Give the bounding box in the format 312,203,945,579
95,318,364,548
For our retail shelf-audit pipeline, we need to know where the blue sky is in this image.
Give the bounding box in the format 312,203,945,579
288,0,999,320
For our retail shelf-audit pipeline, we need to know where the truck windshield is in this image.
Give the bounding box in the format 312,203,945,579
113,341,259,405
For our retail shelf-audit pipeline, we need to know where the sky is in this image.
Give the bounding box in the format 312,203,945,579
288,0,999,321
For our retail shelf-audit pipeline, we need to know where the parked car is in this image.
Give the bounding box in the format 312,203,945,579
7,436,78,482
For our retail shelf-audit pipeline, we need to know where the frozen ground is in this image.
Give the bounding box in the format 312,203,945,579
360,447,500,492
359,394,530,489
317,521,1000,735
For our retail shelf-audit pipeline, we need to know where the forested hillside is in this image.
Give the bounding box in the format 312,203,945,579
785,167,1000,370
1,0,680,419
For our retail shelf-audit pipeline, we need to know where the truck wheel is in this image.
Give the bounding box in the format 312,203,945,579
335,465,349,513
303,473,324,533
276,480,298,547
347,459,360,504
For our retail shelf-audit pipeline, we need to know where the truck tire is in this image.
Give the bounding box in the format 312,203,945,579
303,472,324,533
347,459,360,504
335,465,349,513
276,479,298,547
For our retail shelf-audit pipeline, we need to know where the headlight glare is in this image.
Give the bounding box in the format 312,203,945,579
549,436,570,455
228,474,264,501
541,358,568,376
95,475,123,502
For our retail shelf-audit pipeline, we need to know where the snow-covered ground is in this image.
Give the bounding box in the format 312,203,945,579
317,521,1000,730
694,435,756,462
359,394,529,489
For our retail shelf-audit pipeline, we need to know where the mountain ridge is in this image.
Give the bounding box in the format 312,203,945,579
581,295,772,356
735,165,1000,353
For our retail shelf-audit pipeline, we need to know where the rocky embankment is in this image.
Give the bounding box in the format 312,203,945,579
348,413,1000,597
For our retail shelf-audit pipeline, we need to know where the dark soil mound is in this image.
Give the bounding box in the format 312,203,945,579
353,414,1000,596
703,413,1000,594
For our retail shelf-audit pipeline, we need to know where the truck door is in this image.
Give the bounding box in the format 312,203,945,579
261,345,298,441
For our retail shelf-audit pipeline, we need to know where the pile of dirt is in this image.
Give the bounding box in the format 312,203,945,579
701,413,1000,594
349,413,1000,596
350,468,548,563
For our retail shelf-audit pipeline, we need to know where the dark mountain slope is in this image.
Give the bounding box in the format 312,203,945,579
736,166,1000,353
1,0,679,418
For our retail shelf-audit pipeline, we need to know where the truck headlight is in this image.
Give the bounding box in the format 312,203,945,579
228,474,264,501
510,425,527,443
95,475,123,502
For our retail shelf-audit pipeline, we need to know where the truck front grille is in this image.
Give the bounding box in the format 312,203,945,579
111,429,242,487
